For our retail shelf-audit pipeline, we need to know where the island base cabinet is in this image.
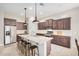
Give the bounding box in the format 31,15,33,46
38,40,51,56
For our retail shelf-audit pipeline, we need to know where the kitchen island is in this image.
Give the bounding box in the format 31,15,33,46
18,34,53,56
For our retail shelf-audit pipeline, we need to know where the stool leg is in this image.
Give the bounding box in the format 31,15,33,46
28,48,30,56
30,49,32,56
33,49,35,56
27,44,31,56
37,47,39,56
25,45,28,56
24,46,26,56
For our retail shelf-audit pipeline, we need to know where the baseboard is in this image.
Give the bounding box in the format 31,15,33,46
4,42,16,46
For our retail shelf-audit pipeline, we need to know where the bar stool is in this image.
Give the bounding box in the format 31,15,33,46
20,39,26,55
21,39,31,56
17,36,22,50
18,40,21,50
30,45,39,56
24,41,31,56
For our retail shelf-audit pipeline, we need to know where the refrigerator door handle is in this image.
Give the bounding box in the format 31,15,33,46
10,27,11,43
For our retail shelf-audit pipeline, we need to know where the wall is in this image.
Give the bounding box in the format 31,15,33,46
28,17,38,35
37,7,79,55
0,16,4,46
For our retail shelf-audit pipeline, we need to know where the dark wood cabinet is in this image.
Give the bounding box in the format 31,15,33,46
38,19,53,30
52,17,71,30
46,19,53,28
38,22,42,30
63,18,71,30
4,18,16,26
38,17,71,30
38,22,47,30
52,20,58,29
41,22,46,29
57,19,64,29
36,33,71,48
56,17,71,30
16,22,27,30
51,35,70,48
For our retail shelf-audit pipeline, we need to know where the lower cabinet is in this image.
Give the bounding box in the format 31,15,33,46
36,33,70,48
51,35,70,48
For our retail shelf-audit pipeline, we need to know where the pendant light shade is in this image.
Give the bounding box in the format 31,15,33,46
33,3,39,22
24,8,28,25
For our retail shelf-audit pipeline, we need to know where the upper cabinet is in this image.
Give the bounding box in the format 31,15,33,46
52,20,58,29
16,22,27,30
4,18,16,26
38,17,71,30
38,22,42,30
63,18,71,30
38,19,53,30
46,19,53,29
56,17,71,30
38,22,46,30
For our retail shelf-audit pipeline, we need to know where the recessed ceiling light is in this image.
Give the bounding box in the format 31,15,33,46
20,13,24,16
29,7,33,10
40,12,43,15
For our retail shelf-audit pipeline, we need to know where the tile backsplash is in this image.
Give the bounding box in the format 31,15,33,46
37,30,72,36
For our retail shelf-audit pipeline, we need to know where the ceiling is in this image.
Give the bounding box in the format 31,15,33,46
0,3,79,19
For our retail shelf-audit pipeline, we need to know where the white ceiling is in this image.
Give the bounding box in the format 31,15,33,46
0,3,79,19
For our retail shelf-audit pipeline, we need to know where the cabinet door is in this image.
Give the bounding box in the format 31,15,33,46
42,22,46,29
46,19,53,29
16,22,26,30
63,18,71,30
45,21,48,29
10,20,16,26
4,20,10,25
38,22,42,30
38,22,47,30
57,19,64,29
44,22,47,29
38,23,40,29
4,18,16,26
41,22,43,29
52,20,58,29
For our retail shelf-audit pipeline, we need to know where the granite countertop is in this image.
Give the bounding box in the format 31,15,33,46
17,33,28,35
18,34,53,44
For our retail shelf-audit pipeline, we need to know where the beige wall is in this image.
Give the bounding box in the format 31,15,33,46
0,16,4,46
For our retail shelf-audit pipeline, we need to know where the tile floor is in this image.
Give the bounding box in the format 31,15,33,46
0,43,20,56
0,43,78,56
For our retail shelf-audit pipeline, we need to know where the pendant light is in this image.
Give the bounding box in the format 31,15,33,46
24,8,28,25
33,3,39,22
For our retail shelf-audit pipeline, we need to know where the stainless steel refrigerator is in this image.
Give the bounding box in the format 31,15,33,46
4,26,16,45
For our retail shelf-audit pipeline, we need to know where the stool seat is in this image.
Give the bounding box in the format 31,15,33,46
24,41,31,56
30,45,39,56
25,42,31,45
30,45,38,49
